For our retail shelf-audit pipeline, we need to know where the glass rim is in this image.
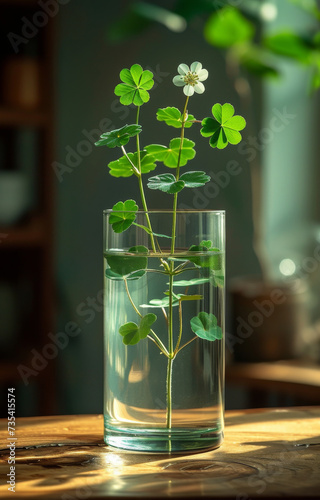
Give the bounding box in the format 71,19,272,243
103,209,225,215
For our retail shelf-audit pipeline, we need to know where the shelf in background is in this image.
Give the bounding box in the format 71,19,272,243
0,360,21,383
0,214,47,248
0,108,49,127
0,0,56,417
0,349,42,383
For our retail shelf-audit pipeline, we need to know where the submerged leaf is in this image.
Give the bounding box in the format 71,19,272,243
105,245,148,279
119,313,157,345
140,295,181,308
210,270,224,288
179,294,203,301
190,312,222,341
188,244,222,269
172,277,210,287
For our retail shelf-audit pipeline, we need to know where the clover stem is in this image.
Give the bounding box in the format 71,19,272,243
147,335,169,357
161,306,168,325
136,106,141,169
177,336,198,354
135,106,157,254
173,300,183,356
120,146,140,175
166,356,173,430
171,95,189,255
150,330,170,357
166,95,189,432
124,278,142,318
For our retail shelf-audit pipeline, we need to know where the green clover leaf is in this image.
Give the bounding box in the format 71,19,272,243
172,277,210,287
314,32,320,48
210,270,224,288
156,107,196,128
204,7,255,48
140,295,181,309
119,313,157,345
200,240,218,250
145,138,196,168
179,171,210,188
114,64,154,106
105,245,149,280
109,200,138,233
147,173,185,194
201,103,246,149
108,150,156,177
190,312,223,341
264,32,313,64
179,294,203,302
239,46,279,79
95,124,142,148
140,292,202,308
105,269,146,281
147,171,209,194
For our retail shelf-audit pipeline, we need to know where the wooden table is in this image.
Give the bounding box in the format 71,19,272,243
1,407,320,499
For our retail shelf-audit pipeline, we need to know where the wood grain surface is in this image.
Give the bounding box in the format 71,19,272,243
0,407,320,499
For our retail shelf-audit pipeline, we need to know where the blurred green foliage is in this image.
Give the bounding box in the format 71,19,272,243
108,0,320,91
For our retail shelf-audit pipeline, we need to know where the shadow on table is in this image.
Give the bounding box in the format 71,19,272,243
16,434,319,500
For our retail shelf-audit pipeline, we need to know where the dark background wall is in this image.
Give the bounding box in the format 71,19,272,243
51,0,319,414
54,0,260,413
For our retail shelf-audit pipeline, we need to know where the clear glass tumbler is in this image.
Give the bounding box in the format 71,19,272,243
103,210,225,452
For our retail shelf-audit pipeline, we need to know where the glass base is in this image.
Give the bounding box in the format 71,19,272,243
104,424,223,453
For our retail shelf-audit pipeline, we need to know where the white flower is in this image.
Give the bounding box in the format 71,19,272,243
172,62,209,96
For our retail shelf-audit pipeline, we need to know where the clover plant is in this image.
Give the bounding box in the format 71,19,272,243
96,61,246,429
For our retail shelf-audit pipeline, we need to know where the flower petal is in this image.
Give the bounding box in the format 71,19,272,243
183,84,194,96
198,68,209,81
173,75,186,87
178,63,189,75
190,61,202,73
194,82,205,94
